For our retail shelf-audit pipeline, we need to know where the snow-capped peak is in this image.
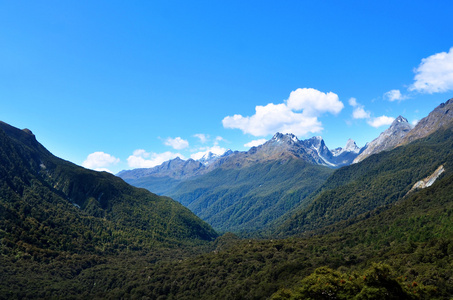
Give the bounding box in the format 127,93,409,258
344,139,360,153
331,139,361,157
196,149,231,166
271,132,299,144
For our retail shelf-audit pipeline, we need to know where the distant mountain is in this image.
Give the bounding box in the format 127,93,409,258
119,133,361,185
118,157,206,180
353,115,412,163
0,121,217,258
198,149,233,166
331,138,361,166
118,150,233,181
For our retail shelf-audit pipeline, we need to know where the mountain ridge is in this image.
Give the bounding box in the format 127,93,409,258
401,97,453,144
0,121,218,257
118,133,362,184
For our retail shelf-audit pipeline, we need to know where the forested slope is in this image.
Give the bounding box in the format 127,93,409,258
0,121,217,259
273,127,453,237
168,159,333,233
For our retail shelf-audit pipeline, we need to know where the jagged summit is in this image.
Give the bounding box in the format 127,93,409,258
332,139,361,158
344,139,360,153
394,115,408,123
401,98,453,145
270,132,300,144
353,115,412,163
198,149,231,166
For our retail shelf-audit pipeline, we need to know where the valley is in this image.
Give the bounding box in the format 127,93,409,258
1,99,453,299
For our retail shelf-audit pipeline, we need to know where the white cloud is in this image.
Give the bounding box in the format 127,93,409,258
352,107,371,119
82,151,120,173
92,168,114,173
412,119,419,126
244,139,267,148
194,133,208,143
127,149,184,168
190,145,227,161
348,97,370,119
348,97,358,107
214,136,224,143
222,88,343,137
367,116,395,128
286,88,344,115
384,89,408,102
409,47,453,93
164,137,189,150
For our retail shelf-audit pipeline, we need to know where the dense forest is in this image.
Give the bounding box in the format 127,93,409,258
2,169,452,298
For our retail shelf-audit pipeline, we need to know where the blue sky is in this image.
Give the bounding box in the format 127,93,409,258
1,1,453,174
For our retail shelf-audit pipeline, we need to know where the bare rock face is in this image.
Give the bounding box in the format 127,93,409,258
401,98,453,145
353,116,412,163
407,165,445,196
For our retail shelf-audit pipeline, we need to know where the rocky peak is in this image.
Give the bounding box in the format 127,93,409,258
344,139,360,153
353,115,412,163
304,136,324,148
270,132,300,145
332,139,361,157
390,115,410,129
401,98,453,145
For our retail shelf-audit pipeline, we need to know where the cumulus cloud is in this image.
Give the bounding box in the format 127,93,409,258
349,97,370,119
384,89,408,102
352,107,370,119
82,151,120,173
222,88,343,137
190,145,227,161
164,137,189,150
367,116,395,128
194,133,209,143
244,139,267,148
127,149,184,168
286,88,344,115
409,47,453,93
348,97,395,128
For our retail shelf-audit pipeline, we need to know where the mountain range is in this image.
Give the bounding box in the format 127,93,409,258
118,134,365,232
118,99,452,233
118,133,362,183
121,99,453,186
